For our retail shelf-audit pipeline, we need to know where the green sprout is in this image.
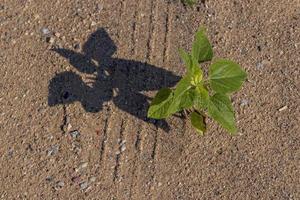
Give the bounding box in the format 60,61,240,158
181,0,198,6
147,27,247,135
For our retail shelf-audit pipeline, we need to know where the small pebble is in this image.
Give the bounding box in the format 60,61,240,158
89,177,96,182
256,62,263,70
113,88,118,97
41,27,51,35
54,181,64,190
45,176,53,182
70,130,80,138
104,70,110,76
278,106,288,112
46,36,55,44
67,123,72,131
75,162,88,172
240,99,249,106
91,21,96,26
8,148,13,158
57,181,65,187
119,140,126,145
80,162,88,168
80,181,88,190
47,145,59,156
49,37,55,44
54,32,61,37
121,145,126,152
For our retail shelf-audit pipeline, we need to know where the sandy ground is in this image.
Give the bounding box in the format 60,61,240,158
0,0,299,199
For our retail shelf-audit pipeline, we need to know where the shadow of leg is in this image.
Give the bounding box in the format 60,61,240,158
81,75,113,113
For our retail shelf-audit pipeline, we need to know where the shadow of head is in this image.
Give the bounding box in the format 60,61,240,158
48,28,181,132
83,28,117,60
52,28,117,74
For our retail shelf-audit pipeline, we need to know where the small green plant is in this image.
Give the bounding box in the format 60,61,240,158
181,0,198,6
147,27,247,135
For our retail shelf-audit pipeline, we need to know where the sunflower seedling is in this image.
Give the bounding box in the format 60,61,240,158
147,27,247,135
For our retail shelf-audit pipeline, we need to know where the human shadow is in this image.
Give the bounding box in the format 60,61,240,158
48,28,180,131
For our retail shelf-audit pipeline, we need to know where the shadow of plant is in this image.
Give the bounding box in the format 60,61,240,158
48,28,180,131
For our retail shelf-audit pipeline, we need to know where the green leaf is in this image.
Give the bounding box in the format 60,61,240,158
168,77,192,114
179,48,192,72
179,49,203,85
189,56,203,86
192,27,213,63
178,89,196,109
190,112,206,135
147,88,173,119
194,85,209,110
208,93,237,134
209,59,247,94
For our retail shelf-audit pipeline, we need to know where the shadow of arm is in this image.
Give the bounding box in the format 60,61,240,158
52,48,97,74
114,59,181,92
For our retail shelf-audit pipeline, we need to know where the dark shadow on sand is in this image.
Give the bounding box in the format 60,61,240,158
48,28,180,131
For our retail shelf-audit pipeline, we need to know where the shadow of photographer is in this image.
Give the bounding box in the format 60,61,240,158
48,28,180,131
